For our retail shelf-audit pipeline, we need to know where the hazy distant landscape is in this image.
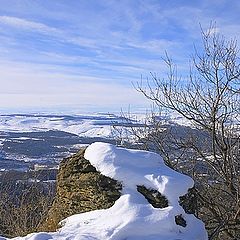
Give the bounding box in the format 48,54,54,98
0,113,128,172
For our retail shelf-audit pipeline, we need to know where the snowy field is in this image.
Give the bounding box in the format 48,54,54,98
0,113,130,138
0,112,189,138
0,112,193,172
0,113,135,170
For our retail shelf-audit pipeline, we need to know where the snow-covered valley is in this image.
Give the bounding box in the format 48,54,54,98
0,113,134,171
0,112,201,173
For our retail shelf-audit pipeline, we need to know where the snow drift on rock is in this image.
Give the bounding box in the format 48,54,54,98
3,142,207,240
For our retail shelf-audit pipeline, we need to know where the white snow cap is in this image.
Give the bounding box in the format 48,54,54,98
8,142,208,240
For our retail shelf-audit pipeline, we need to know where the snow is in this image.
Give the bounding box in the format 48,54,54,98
3,142,207,240
0,114,128,138
0,112,190,139
11,137,42,141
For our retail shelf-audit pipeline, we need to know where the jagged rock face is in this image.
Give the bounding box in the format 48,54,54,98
40,148,122,231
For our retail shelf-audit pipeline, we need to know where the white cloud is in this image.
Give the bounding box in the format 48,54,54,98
0,60,149,109
0,15,59,34
0,1,238,113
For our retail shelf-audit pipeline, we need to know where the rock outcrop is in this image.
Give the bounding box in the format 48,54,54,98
40,148,122,231
40,145,198,233
23,142,207,240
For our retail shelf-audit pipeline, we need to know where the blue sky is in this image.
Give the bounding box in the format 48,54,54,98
0,0,239,113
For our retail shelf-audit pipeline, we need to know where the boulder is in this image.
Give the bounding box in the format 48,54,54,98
40,148,122,231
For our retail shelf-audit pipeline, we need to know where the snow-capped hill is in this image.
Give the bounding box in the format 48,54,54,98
6,142,207,240
0,113,129,138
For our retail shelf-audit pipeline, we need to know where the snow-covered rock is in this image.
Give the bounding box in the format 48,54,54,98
4,142,207,240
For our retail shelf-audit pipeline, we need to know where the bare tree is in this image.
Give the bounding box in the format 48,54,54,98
136,25,240,239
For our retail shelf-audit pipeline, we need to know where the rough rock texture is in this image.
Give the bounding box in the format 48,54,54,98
137,185,169,208
175,214,187,227
179,187,197,214
40,148,122,231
